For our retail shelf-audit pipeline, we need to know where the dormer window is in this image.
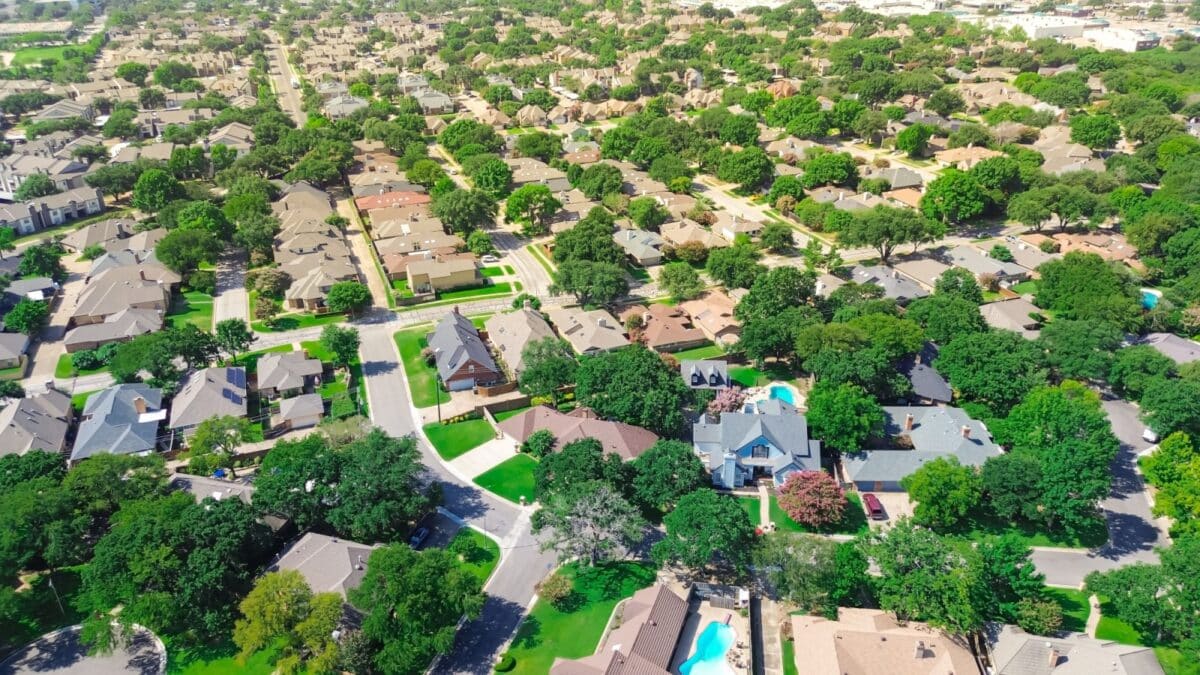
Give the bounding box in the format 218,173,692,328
751,444,769,459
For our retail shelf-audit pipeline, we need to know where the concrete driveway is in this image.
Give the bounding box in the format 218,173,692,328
0,626,165,675
211,250,248,325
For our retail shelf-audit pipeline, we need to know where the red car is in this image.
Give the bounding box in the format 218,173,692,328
862,493,887,520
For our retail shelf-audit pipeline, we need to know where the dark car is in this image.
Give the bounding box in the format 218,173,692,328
409,526,430,549
862,493,886,520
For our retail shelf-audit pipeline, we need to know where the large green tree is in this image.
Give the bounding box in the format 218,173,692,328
935,330,1048,413
901,457,982,529
652,488,756,572
574,345,694,436
806,381,884,454
630,440,709,513
533,481,646,566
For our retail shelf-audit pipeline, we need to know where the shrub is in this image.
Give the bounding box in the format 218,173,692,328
187,269,216,294
80,244,106,260
494,653,516,672
71,349,104,371
776,471,846,528
1015,598,1063,636
330,393,357,419
536,572,573,608
1038,239,1060,254
523,429,557,458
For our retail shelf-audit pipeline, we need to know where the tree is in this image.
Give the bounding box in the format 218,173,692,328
630,440,708,513
936,330,1047,413
188,415,254,477
932,267,984,304
517,337,577,405
131,168,185,213
896,123,934,158
1036,252,1141,330
970,156,1022,196
920,170,988,225
977,535,1046,622
214,319,255,364
777,471,846,528
534,438,628,498
927,88,965,118
535,572,573,608
115,62,149,86
753,534,840,613
234,571,341,670
1070,113,1121,150
177,201,233,239
861,520,982,634
982,453,1044,522
406,159,447,187
0,227,13,260
13,174,59,201
326,281,371,316
706,242,765,289
523,429,557,458
156,228,221,275
806,381,884,454
553,209,623,264
319,325,360,369
3,299,48,336
168,146,208,180
902,457,982,529
853,110,888,145
431,189,496,235
576,163,624,200
1141,376,1200,437
504,184,561,234
574,344,694,437
732,267,815,324
348,545,484,675
628,197,668,231
551,260,628,306
760,221,794,253
533,481,646,566
719,114,759,146
1037,319,1123,382
800,151,858,189
1109,346,1176,400
18,242,66,282
471,158,513,198
649,155,693,185
839,205,941,264
653,488,756,572
659,262,705,302
515,132,562,162
717,146,774,191
1016,598,1064,635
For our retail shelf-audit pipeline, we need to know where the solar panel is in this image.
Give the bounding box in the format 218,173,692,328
228,368,247,389
230,394,243,405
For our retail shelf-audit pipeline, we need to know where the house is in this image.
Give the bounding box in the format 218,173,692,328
865,167,923,190
0,389,71,457
613,229,665,266
61,218,132,252
498,405,659,461
693,400,821,489
268,532,378,598
206,121,255,157
315,80,349,100
984,624,1164,675
842,406,1002,492
0,155,89,203
681,359,730,389
407,256,481,294
31,99,95,123
63,308,164,353
933,146,1004,170
415,89,454,114
0,186,105,235
514,104,548,127
71,266,176,326
789,608,979,675
0,332,28,369
619,304,708,353
898,343,952,404
999,235,1056,274
660,220,729,249
850,265,929,305
71,384,165,462
678,290,741,346
893,257,950,291
428,308,502,391
322,95,368,119
354,191,432,212
546,306,630,355
980,299,1044,339
1139,332,1200,365
4,276,57,302
549,585,689,675
943,245,1029,285
276,393,324,431
256,351,323,398
169,367,248,434
485,305,555,376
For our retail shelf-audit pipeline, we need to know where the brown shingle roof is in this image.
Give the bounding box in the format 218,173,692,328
498,405,658,461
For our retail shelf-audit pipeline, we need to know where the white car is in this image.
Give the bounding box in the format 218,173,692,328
481,254,500,263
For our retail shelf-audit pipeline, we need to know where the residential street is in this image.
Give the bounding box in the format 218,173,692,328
1032,397,1169,587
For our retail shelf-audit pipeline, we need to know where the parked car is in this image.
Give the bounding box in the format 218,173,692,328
862,493,886,520
409,526,430,549
1143,427,1160,443
481,254,500,263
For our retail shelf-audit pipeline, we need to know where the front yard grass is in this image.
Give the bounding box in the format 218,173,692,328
473,454,538,505
506,562,656,675
1156,647,1200,675
526,244,555,274
450,528,501,586
1010,280,1039,295
55,353,106,379
167,639,282,675
437,281,514,301
768,493,868,535
424,418,496,460
481,266,506,278
670,342,725,361
737,496,761,526
947,510,1107,549
252,310,347,333
393,327,450,408
167,290,214,331
1043,587,1090,633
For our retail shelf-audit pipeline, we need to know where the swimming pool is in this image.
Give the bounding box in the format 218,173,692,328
680,620,736,675
769,384,795,405
1141,288,1162,310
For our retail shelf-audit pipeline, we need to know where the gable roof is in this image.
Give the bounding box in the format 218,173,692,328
898,343,952,403
72,384,164,461
843,406,1001,484
498,405,659,461
169,367,248,429
986,624,1164,675
693,407,817,474
257,351,323,391
484,307,556,376
550,585,688,675
1140,332,1200,365
0,389,71,457
268,532,378,598
428,310,500,381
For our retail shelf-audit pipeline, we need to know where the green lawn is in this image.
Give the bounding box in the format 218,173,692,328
481,266,506,278
167,291,215,331
494,406,532,422
473,454,538,505
54,352,107,378
526,244,555,274
437,281,514,301
0,359,26,380
782,634,798,675
768,493,869,535
11,45,71,66
450,528,501,586
167,640,282,675
252,310,347,333
669,342,725,361
738,496,762,526
1157,647,1200,675
1010,280,1039,295
70,390,98,411
1043,587,1090,633
301,340,366,416
424,418,496,460
626,264,651,282
1,566,88,653
394,328,451,408
506,562,657,675
730,362,796,387
393,278,415,298
1096,600,1143,645
948,510,1107,549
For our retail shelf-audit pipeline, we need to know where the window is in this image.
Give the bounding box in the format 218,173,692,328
751,444,769,459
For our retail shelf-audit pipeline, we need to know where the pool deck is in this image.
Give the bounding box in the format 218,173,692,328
671,600,751,675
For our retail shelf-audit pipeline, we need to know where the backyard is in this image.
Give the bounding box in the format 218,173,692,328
54,352,107,379
729,362,796,388
669,342,726,361
504,562,656,675
424,418,496,460
473,454,538,505
394,327,450,408
301,340,367,417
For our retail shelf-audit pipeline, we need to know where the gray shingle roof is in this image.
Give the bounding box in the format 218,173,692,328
428,310,499,381
72,384,164,461
843,406,1001,485
168,367,248,429
693,406,818,478
898,343,952,403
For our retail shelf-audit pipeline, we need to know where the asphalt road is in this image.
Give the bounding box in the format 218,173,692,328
357,326,556,674
266,33,305,126
0,626,164,675
1032,397,1168,587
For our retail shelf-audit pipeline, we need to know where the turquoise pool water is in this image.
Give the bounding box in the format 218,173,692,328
769,384,795,405
1142,289,1161,310
680,621,736,675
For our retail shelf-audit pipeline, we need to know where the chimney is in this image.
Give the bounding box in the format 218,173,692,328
139,269,146,281
914,640,927,659
133,397,147,415
523,298,532,310
1047,648,1060,669
961,425,971,438
904,413,914,431
453,305,461,315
